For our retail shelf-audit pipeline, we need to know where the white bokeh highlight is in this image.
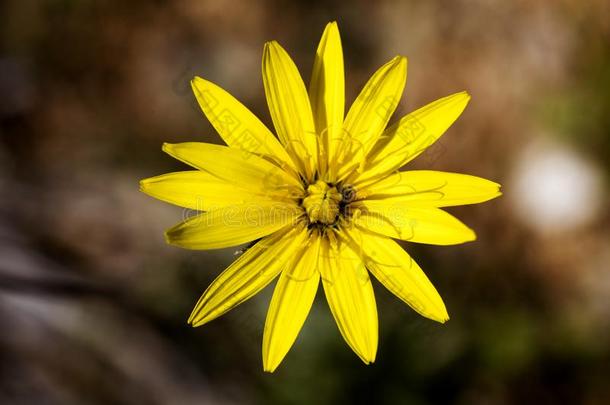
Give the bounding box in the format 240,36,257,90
510,137,603,233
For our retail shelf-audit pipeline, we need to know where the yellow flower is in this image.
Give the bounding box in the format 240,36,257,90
140,21,501,372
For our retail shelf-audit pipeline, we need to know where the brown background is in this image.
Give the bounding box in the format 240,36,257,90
1,0,609,404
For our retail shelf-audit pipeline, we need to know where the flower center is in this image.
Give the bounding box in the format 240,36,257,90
302,180,342,225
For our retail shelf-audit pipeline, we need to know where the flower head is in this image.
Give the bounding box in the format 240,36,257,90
140,21,501,372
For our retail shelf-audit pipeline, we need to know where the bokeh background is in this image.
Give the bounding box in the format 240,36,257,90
1,0,609,404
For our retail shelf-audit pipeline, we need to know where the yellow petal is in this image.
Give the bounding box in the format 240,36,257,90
336,56,407,180
309,21,344,178
345,228,448,323
140,171,282,210
263,41,317,180
162,142,303,199
165,203,301,250
189,226,308,326
352,200,476,245
262,230,321,372
191,76,297,172
320,233,378,364
354,91,470,184
359,170,502,207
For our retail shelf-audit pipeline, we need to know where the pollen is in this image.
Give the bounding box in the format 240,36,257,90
302,180,342,225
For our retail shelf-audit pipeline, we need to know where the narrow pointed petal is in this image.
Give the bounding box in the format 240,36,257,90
320,235,378,364
356,92,470,184
191,77,297,172
162,142,303,199
345,228,449,323
352,200,476,245
359,170,502,207
262,231,321,372
309,21,345,177
336,56,407,180
165,203,300,250
140,171,283,210
189,227,308,326
263,41,318,180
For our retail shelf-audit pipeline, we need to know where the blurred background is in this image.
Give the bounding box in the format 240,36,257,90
1,0,609,404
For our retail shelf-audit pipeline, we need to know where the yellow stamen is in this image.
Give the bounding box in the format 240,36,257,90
302,180,342,224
